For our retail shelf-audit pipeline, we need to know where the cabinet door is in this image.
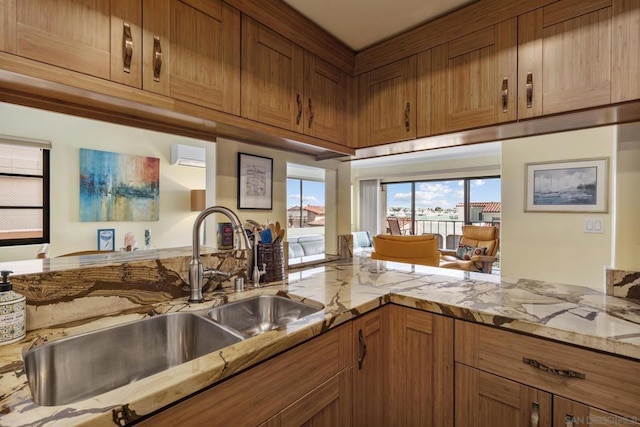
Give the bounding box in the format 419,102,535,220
612,0,640,103
12,0,141,86
518,0,612,118
303,52,350,145
242,15,304,132
357,57,416,147
277,368,352,427
456,363,552,427
554,396,640,427
388,305,454,427
168,0,240,114
432,18,517,134
352,307,387,427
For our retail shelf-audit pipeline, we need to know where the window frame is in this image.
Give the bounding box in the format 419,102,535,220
0,147,50,247
383,174,500,235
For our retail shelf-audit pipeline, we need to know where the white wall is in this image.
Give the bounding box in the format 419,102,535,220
614,123,640,270
0,102,210,260
501,127,615,289
214,138,344,255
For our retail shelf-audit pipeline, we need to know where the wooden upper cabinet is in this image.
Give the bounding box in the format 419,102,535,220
455,363,552,427
432,18,517,134
242,15,304,133
518,0,612,118
9,0,142,87
304,52,350,144
144,0,240,114
357,56,417,147
612,0,640,103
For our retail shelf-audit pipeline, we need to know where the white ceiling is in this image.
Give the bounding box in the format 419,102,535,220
282,0,477,51
350,141,501,169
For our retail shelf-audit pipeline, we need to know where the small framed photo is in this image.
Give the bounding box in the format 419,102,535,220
97,228,115,251
237,152,273,210
524,157,609,213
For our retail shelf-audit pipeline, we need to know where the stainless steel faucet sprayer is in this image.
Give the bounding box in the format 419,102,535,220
189,206,251,303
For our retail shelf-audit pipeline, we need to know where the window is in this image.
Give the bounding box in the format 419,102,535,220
384,176,500,249
287,178,325,230
0,140,50,246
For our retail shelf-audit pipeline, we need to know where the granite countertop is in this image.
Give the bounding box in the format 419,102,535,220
1,255,640,426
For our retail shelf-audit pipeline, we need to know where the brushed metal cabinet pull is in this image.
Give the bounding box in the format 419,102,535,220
357,329,367,370
296,94,302,125
501,77,508,113
308,98,314,128
152,36,162,82
526,72,533,109
522,357,586,379
404,102,410,131
530,402,540,427
123,23,133,73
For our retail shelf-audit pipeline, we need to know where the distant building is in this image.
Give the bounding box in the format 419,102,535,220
455,202,501,224
288,205,325,228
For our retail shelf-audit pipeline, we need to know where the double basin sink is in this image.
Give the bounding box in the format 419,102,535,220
23,294,324,406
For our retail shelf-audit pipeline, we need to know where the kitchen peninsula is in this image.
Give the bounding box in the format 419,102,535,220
1,255,639,426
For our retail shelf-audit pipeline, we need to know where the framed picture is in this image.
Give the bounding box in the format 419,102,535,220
524,158,608,212
237,152,273,210
97,228,115,251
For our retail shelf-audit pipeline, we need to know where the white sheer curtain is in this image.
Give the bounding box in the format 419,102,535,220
359,179,380,237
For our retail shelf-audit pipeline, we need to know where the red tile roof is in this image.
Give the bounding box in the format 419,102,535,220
455,202,501,213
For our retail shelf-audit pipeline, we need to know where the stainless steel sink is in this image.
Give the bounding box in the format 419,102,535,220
23,312,243,406
207,294,324,338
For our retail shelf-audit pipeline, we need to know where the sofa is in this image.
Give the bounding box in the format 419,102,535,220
288,235,325,258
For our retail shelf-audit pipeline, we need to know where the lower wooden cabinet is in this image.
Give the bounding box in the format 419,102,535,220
138,322,352,426
455,363,552,427
260,368,352,427
351,305,454,427
554,396,640,427
388,305,454,427
352,307,388,426
455,320,640,427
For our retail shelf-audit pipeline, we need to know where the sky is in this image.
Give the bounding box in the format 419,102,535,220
287,179,326,208
386,178,501,209
286,178,501,209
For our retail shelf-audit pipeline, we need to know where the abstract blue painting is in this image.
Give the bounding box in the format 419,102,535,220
80,149,160,221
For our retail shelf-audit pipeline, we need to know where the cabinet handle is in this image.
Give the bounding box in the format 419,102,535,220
296,94,302,125
530,402,540,427
526,72,533,109
404,102,410,131
522,357,586,379
564,413,575,427
152,36,162,82
308,98,314,128
122,23,133,73
501,77,508,113
357,329,367,370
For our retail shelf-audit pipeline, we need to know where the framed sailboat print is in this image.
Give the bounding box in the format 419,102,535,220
524,158,608,213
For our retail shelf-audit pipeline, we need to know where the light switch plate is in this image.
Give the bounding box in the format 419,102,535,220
584,218,604,233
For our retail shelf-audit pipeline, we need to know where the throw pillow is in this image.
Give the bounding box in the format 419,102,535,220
456,245,488,260
456,245,476,260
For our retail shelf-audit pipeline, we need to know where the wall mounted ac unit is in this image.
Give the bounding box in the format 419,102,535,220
170,143,206,168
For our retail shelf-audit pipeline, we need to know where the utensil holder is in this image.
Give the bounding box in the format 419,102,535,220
257,240,285,283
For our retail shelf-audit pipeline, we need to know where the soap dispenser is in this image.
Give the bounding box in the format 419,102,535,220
0,270,26,346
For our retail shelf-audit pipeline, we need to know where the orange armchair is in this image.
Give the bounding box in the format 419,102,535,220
439,225,499,273
371,234,440,267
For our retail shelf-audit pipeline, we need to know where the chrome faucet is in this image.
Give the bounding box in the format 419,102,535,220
189,206,251,303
